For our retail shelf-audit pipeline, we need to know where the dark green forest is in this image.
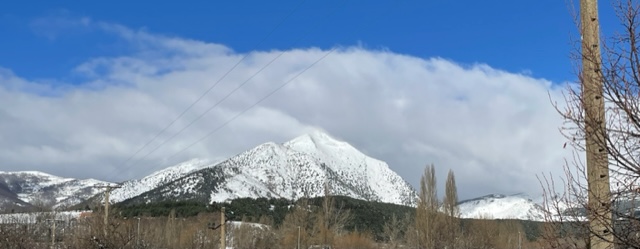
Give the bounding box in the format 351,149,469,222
110,195,543,241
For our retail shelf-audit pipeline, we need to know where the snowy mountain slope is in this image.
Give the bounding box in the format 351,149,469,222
284,130,416,205
0,171,111,210
0,181,31,211
457,193,547,221
106,158,215,203
121,130,418,207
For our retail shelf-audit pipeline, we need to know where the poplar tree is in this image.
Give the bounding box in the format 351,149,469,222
442,169,459,249
415,164,438,249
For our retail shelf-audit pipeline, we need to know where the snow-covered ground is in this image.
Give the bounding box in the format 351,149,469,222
0,211,88,224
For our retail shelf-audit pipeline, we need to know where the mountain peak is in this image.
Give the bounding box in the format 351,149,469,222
285,129,346,147
284,129,360,161
120,129,418,207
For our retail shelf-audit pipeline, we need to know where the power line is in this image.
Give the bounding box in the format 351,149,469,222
162,1,404,164
118,0,351,176
165,46,339,162
102,0,309,182
115,0,309,170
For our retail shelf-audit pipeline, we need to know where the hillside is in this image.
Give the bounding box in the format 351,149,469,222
457,193,547,221
0,171,110,211
120,130,418,207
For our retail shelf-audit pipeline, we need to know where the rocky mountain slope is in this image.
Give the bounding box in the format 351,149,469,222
107,158,216,203
121,130,418,207
0,171,110,211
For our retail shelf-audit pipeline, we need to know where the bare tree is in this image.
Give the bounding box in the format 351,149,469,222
465,214,499,249
279,198,314,249
443,169,460,249
541,1,640,249
0,215,39,249
382,213,404,249
334,231,376,249
89,212,135,249
416,164,439,249
312,181,351,248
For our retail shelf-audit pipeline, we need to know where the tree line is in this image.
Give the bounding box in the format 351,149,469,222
1,164,548,249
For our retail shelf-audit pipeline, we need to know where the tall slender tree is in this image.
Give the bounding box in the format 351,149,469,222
415,164,438,249
442,169,459,249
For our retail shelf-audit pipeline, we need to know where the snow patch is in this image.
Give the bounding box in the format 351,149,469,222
458,193,546,221
109,158,217,203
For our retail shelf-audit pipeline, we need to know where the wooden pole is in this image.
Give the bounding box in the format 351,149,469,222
51,219,56,249
136,217,141,247
95,184,121,238
579,0,613,249
221,207,226,249
298,226,301,249
518,231,521,249
104,187,110,237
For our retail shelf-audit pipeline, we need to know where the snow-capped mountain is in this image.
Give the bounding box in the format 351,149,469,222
457,193,547,221
107,158,216,203
122,130,418,206
0,171,111,211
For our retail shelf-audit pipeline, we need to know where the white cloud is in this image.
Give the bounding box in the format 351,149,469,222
29,10,92,40
0,22,574,200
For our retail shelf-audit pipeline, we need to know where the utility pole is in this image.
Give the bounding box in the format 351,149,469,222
580,0,613,249
47,218,62,249
136,217,141,248
518,231,522,249
207,207,230,249
298,226,301,249
221,207,226,249
51,219,56,249
95,184,122,238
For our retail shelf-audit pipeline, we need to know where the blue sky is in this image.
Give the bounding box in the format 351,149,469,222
0,0,618,84
0,0,625,198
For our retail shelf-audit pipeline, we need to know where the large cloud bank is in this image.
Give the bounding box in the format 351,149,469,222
0,21,571,199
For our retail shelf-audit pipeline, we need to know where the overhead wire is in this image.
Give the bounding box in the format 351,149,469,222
113,0,309,171
160,0,405,165
116,0,353,177
165,46,339,162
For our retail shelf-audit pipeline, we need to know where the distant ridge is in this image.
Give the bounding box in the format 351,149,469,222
457,193,546,221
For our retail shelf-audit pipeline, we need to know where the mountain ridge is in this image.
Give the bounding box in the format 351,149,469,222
0,166,555,221
0,130,554,221
0,171,111,211
457,193,547,221
119,130,418,207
